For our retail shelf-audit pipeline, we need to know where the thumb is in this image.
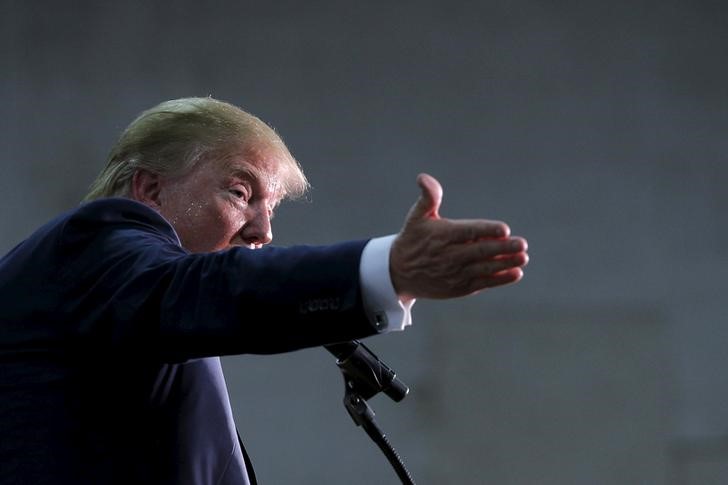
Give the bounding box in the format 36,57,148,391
408,173,443,220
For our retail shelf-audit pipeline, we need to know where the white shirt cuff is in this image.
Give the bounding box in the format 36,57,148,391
359,235,415,332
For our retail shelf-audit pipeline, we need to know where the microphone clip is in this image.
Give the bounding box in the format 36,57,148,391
331,340,409,403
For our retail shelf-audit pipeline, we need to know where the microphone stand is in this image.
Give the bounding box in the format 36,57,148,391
325,341,416,485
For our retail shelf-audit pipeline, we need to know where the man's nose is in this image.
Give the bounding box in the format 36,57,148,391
241,205,273,247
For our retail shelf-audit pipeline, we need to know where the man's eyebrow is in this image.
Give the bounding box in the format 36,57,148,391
227,166,259,180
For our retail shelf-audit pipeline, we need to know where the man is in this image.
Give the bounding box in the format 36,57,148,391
0,97,528,484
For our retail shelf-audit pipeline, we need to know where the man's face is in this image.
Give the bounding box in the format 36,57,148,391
155,145,285,253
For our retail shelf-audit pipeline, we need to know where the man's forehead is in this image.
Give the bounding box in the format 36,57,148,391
221,144,283,176
224,160,277,182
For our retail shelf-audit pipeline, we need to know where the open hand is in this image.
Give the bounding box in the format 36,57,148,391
390,174,529,301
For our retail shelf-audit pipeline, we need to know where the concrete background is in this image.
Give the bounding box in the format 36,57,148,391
2,0,727,483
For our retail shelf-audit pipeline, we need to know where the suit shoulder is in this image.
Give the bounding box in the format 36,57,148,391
67,198,180,244
0,198,182,279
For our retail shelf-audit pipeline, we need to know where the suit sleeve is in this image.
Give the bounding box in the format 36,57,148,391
56,200,378,361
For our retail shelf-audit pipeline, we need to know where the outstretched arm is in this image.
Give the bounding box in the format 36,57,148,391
390,173,529,302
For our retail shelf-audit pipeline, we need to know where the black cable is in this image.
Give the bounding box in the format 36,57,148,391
343,393,416,485
361,415,416,485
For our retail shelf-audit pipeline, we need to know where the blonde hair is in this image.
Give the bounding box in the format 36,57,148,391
84,97,308,201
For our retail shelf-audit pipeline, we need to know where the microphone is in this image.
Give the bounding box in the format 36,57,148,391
325,340,409,402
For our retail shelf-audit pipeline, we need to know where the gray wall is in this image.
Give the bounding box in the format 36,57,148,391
2,1,727,483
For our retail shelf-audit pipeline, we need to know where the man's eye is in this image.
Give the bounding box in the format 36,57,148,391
230,188,248,200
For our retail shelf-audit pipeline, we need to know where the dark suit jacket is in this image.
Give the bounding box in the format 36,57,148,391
0,198,380,484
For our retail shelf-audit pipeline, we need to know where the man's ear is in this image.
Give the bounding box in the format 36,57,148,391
131,169,163,210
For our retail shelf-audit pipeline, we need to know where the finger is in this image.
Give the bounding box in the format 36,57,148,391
478,253,528,274
483,268,524,287
494,251,530,267
489,237,528,256
454,253,528,290
453,238,526,261
490,252,529,267
489,251,529,267
466,268,525,293
408,173,443,220
446,219,511,242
